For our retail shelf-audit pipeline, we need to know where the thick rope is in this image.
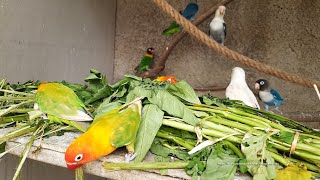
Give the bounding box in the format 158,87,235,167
153,0,320,88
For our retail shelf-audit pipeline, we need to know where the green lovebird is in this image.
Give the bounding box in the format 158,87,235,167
35,82,93,132
134,47,156,72
65,97,143,170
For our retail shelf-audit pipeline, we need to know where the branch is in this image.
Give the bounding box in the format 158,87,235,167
136,0,235,78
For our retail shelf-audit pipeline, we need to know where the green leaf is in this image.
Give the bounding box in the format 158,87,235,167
126,86,154,102
124,74,143,81
167,80,200,104
150,139,189,160
200,146,238,180
241,134,277,180
134,104,164,162
271,131,294,144
84,86,112,105
94,101,121,119
149,89,198,125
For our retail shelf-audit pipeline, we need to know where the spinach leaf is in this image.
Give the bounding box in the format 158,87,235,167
134,104,164,162
149,89,198,125
168,80,200,104
241,134,277,180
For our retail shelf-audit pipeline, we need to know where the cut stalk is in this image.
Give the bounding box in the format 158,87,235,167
156,131,195,150
75,167,84,180
104,161,189,171
200,120,237,134
0,125,36,144
162,119,242,143
12,124,42,180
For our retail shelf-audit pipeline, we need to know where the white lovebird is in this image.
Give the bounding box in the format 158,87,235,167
226,67,260,109
209,5,226,45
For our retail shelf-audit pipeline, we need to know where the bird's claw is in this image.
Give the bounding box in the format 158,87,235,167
125,153,137,162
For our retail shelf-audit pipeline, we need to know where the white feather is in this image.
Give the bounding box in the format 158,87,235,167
61,110,93,121
226,67,260,109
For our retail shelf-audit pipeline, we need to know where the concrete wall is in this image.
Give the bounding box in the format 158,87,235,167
0,0,116,83
114,0,320,113
0,0,116,179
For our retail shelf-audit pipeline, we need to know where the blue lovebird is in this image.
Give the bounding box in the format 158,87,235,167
162,0,199,36
255,79,284,111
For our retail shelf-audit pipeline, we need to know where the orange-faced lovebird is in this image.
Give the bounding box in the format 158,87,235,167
255,79,284,111
135,47,156,72
64,97,142,170
155,75,177,84
209,6,226,45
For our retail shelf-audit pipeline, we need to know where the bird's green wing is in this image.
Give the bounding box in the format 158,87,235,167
36,83,92,121
110,100,142,148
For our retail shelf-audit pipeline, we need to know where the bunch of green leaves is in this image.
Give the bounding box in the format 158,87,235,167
94,74,202,163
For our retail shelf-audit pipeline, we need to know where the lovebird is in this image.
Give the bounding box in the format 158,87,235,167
64,97,142,170
255,79,283,111
35,83,93,131
162,0,199,36
209,6,226,45
134,47,156,72
226,67,260,109
155,75,177,84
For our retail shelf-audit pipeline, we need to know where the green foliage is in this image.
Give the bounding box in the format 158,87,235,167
272,131,294,144
134,104,164,162
167,80,201,104
241,133,277,180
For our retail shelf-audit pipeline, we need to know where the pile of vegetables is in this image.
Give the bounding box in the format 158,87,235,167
1,69,320,180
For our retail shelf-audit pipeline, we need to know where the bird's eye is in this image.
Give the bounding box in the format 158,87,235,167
75,154,83,162
167,79,172,82
260,81,264,85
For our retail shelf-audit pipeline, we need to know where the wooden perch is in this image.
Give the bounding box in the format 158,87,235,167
135,0,235,78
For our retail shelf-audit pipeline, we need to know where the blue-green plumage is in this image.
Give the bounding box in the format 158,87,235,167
162,1,199,36
255,79,284,111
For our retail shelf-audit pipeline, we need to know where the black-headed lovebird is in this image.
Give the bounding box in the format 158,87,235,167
255,79,284,111
134,47,156,72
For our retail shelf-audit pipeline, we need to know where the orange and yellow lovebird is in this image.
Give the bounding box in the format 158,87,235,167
35,82,93,132
155,75,177,84
64,97,142,170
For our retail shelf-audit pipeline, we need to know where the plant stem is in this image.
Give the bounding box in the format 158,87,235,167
222,140,245,159
200,120,237,134
162,119,242,143
189,106,269,128
12,124,42,180
268,150,290,166
205,116,262,135
0,96,34,101
0,114,29,123
104,161,189,171
288,157,320,173
75,167,84,180
156,131,195,150
0,125,36,144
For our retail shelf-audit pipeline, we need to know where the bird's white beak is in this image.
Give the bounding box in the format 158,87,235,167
254,83,260,90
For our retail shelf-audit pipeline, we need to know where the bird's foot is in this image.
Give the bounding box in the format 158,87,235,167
273,108,283,114
125,153,137,162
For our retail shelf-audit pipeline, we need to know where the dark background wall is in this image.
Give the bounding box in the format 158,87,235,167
114,0,320,113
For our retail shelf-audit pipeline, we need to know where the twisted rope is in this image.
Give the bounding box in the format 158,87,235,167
153,0,320,88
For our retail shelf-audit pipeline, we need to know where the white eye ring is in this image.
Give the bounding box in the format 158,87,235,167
167,79,172,82
75,154,83,162
260,81,264,85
